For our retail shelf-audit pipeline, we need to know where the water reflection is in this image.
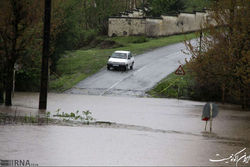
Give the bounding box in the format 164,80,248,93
0,106,50,125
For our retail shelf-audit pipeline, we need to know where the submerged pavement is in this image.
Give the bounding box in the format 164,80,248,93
0,92,250,166
1,41,249,166
67,40,196,96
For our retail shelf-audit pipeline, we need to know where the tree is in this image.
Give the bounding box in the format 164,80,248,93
184,0,211,12
1,0,146,97
185,0,250,109
0,0,41,106
0,37,4,104
146,0,185,16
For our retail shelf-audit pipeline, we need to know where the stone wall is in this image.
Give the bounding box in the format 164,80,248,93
145,18,163,37
108,11,209,37
108,17,146,37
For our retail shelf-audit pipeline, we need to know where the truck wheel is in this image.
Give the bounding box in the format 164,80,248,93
107,66,110,70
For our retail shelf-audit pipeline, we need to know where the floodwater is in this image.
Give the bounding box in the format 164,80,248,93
0,92,250,166
0,125,249,166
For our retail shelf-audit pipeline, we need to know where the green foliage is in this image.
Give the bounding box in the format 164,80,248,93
50,33,196,92
131,36,148,43
0,0,43,104
15,69,40,91
148,66,200,99
146,0,211,16
1,0,208,94
53,109,95,124
185,0,250,109
111,36,148,45
147,0,186,16
184,0,211,12
14,40,42,91
53,1,97,50
50,0,135,73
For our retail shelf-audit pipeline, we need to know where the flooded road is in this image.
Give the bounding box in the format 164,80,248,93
66,40,196,96
0,92,250,166
0,125,249,166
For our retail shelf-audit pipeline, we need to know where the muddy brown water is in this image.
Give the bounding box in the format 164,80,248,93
0,92,250,166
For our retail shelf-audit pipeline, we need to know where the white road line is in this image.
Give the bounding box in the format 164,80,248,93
100,51,184,96
100,65,147,96
136,65,147,72
100,77,125,96
134,51,182,74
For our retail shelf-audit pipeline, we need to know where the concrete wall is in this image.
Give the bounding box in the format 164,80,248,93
108,11,209,37
108,17,146,37
145,18,163,37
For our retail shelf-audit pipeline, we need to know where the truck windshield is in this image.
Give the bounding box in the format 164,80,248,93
111,53,127,59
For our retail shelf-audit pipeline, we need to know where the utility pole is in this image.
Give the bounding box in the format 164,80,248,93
0,71,3,104
199,29,202,54
0,57,4,104
39,0,51,110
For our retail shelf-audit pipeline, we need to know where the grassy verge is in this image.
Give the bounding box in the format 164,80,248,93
49,33,196,92
147,66,197,99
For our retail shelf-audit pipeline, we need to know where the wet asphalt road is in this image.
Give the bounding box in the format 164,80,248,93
67,41,195,96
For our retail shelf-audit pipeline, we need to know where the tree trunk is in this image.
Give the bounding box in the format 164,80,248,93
0,87,4,104
242,88,249,110
239,84,245,110
246,91,250,109
84,0,88,30
5,62,14,106
221,84,225,104
133,0,136,9
0,65,4,104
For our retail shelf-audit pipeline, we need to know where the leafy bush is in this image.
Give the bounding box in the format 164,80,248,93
15,68,40,91
53,109,95,124
148,66,200,99
131,36,148,43
146,0,185,17
98,40,124,49
15,47,42,92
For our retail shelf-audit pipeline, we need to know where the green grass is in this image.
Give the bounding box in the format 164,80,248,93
147,66,196,99
49,33,196,92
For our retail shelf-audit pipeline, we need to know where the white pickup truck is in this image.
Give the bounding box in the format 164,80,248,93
107,51,135,71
